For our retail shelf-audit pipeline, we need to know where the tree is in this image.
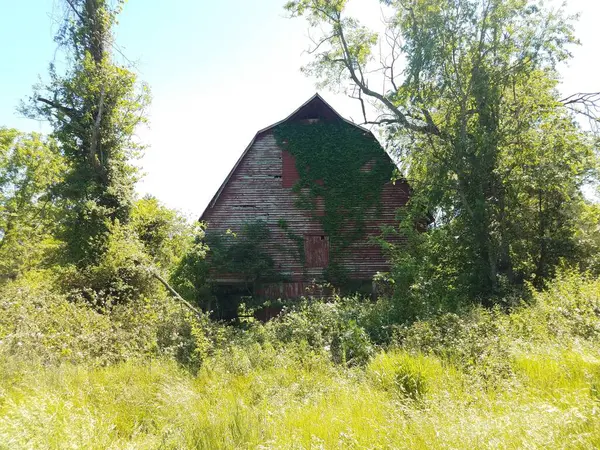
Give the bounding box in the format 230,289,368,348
22,0,150,267
170,223,211,311
131,196,193,271
0,128,65,281
286,0,598,300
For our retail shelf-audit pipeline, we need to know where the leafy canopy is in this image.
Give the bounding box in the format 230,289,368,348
287,0,598,300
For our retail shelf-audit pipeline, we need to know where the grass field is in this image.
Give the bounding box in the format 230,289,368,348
1,346,599,449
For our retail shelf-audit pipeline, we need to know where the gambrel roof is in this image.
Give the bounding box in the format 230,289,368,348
200,93,380,221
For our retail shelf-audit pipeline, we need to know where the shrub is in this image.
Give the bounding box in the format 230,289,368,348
397,307,515,385
59,219,157,307
0,275,218,368
366,351,440,400
266,298,375,366
130,196,194,270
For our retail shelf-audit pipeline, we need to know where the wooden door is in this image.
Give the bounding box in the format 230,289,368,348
304,235,329,268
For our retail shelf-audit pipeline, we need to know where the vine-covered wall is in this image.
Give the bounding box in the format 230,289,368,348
200,95,410,297
274,120,396,281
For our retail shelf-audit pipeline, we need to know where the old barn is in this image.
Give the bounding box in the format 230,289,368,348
200,94,409,311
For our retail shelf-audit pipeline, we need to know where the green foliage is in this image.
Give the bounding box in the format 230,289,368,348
22,0,151,267
366,351,442,400
170,223,211,310
575,202,600,274
207,220,282,289
131,195,193,270
266,297,376,366
5,1,600,446
513,269,600,341
274,121,395,273
3,273,600,447
59,219,156,306
287,0,599,301
398,307,514,385
171,220,281,316
52,197,197,309
0,129,65,281
0,274,215,367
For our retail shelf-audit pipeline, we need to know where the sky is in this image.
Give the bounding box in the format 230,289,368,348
1,0,599,219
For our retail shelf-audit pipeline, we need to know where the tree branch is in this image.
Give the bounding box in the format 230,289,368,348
560,92,600,106
331,11,444,138
65,0,85,23
36,97,77,118
150,269,204,318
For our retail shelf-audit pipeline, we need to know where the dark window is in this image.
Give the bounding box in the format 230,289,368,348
282,150,300,188
304,235,329,268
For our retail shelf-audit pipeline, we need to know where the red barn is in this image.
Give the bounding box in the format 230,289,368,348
200,94,408,311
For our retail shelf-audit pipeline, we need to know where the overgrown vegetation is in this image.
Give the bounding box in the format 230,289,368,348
1,0,600,448
274,121,395,267
286,0,599,302
2,272,600,448
22,0,150,277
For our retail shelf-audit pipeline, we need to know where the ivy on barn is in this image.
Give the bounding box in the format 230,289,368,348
274,121,395,276
205,221,285,289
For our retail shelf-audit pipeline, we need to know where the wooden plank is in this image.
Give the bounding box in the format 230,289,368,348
202,123,410,297
304,235,329,268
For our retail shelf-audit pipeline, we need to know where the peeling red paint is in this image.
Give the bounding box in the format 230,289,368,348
282,150,299,188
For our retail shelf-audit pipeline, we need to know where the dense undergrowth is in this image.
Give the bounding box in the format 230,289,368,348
1,271,600,449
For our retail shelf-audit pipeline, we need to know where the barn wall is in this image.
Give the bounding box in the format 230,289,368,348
201,130,409,294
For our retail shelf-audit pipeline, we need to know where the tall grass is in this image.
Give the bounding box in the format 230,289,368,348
1,271,600,448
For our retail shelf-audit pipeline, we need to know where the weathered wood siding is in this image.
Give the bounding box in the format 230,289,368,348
201,129,409,293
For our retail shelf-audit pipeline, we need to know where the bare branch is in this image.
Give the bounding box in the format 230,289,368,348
560,92,600,106
150,269,204,318
560,92,600,131
362,119,403,126
307,31,336,55
36,97,77,118
64,0,85,23
334,13,443,137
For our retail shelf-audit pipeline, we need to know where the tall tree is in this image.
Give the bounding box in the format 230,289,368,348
22,0,150,266
286,0,598,299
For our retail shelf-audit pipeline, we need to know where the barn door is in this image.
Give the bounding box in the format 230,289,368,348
304,235,329,268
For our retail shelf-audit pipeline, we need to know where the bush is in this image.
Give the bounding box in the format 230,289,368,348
0,274,218,368
59,219,157,307
522,270,600,341
3,270,600,447
265,298,375,366
396,307,514,385
366,351,445,400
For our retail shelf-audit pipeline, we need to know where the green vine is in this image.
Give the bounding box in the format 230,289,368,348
205,220,285,288
277,218,305,266
274,121,395,272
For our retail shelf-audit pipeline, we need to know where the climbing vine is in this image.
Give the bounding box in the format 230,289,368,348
274,120,395,270
277,219,305,267
205,221,284,288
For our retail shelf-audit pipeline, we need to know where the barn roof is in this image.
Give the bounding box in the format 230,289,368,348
199,93,376,221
